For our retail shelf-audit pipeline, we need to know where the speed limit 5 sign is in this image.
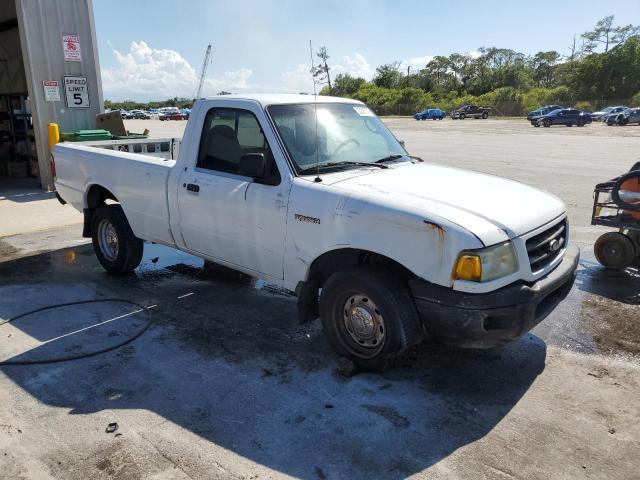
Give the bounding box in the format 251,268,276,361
63,76,90,108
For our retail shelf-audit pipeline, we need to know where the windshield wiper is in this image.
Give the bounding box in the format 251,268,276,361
299,161,388,174
374,154,404,164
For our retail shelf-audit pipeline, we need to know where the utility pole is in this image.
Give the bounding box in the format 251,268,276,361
195,44,212,99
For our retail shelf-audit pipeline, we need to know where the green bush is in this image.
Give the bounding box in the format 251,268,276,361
632,92,640,106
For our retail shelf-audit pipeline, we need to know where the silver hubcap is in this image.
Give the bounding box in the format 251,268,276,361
98,219,119,261
343,294,385,348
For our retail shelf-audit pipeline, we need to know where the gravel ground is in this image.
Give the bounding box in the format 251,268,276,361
0,117,637,479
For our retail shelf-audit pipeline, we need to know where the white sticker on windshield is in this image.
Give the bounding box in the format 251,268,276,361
353,106,375,117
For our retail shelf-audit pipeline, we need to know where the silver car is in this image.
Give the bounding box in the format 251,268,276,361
592,105,628,121
605,107,640,126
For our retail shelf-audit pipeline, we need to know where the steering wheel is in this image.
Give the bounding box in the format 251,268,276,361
332,138,360,155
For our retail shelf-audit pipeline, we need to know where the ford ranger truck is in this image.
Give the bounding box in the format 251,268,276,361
53,94,579,369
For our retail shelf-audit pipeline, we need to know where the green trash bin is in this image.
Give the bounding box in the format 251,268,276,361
60,129,114,142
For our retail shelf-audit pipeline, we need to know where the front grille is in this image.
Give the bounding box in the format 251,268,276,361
526,219,566,272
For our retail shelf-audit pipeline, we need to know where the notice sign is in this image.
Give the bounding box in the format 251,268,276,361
64,76,90,108
42,80,60,101
62,34,82,62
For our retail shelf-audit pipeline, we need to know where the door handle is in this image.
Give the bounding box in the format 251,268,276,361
185,183,200,193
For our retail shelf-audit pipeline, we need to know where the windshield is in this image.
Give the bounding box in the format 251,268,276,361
268,103,406,173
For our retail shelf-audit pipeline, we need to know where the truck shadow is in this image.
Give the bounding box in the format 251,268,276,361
0,244,546,479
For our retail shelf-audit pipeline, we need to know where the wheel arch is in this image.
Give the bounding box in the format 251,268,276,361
82,184,120,238
295,247,417,324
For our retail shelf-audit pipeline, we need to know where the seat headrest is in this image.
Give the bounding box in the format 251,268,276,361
211,125,237,139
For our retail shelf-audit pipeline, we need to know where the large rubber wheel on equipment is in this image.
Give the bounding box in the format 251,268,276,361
91,204,144,274
319,266,423,370
594,232,636,270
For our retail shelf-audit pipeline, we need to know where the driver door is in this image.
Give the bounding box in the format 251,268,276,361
176,106,291,279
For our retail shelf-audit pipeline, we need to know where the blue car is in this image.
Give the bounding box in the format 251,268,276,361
414,108,445,120
534,108,592,127
526,104,563,122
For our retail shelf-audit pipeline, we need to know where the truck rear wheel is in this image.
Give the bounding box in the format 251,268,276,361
594,232,636,270
319,266,423,370
91,205,144,275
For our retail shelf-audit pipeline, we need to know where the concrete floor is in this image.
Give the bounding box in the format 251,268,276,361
0,177,82,237
0,117,639,479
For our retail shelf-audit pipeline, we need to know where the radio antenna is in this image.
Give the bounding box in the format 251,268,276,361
309,40,321,183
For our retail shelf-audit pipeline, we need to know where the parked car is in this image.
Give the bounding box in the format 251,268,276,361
52,94,578,369
605,107,640,126
130,109,151,119
158,107,187,121
534,108,592,127
413,108,445,120
159,111,188,121
591,106,628,122
526,105,563,122
119,110,132,119
450,105,490,119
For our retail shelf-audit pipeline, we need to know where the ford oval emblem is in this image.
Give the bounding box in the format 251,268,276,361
549,239,561,252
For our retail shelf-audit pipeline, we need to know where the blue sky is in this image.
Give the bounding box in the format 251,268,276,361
94,0,640,101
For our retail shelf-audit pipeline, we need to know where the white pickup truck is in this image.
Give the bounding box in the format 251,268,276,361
54,94,579,369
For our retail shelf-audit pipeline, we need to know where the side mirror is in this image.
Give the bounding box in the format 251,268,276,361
239,153,265,178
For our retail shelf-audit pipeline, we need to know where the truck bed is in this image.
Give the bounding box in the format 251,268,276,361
53,140,179,246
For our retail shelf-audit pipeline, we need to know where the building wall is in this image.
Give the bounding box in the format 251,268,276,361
15,0,103,190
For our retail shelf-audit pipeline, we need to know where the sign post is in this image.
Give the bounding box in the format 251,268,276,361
42,80,60,102
63,76,90,108
62,34,82,62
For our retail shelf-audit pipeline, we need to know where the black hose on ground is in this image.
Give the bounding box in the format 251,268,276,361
0,299,152,366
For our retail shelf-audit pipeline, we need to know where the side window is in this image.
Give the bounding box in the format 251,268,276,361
196,108,279,180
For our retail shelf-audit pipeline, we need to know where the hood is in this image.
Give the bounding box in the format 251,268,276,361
329,163,565,246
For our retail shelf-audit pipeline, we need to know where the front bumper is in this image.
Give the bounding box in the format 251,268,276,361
409,244,579,348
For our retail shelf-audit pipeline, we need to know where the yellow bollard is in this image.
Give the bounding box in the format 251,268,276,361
47,122,60,151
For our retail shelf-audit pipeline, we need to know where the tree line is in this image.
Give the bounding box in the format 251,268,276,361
317,15,640,115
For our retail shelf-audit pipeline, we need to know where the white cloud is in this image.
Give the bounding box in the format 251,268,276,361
280,53,374,94
400,55,435,72
102,41,256,99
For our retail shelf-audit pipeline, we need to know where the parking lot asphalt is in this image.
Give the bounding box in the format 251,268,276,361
0,117,639,479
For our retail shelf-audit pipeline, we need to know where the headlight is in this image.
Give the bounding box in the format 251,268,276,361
454,242,518,282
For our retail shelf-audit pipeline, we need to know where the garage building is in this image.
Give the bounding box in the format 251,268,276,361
0,0,102,191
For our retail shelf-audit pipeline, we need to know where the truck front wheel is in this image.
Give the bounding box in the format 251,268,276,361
91,205,144,274
319,266,423,370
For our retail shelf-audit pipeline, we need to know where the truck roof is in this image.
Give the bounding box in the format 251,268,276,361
200,93,363,107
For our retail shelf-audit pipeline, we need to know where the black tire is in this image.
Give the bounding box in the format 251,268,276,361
91,204,144,274
319,266,423,370
482,112,488,119
594,232,636,270
543,119,551,127
459,113,466,120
